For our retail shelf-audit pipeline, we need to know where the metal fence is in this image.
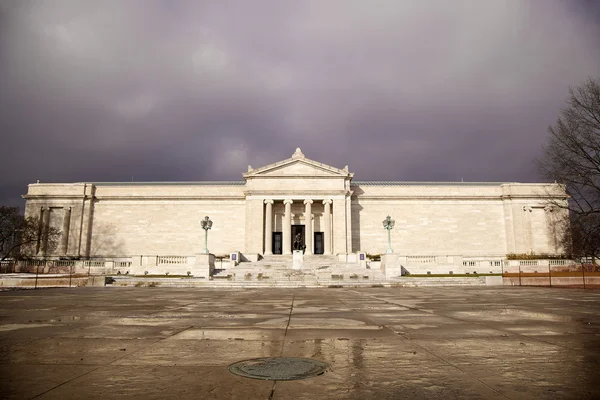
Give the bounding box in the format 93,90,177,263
503,264,600,288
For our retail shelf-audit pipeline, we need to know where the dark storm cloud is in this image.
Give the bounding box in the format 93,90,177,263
1,0,600,207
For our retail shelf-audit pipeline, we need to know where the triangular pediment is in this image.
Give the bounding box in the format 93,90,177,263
252,160,346,177
244,148,352,179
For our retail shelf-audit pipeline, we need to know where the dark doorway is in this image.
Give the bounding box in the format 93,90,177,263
314,232,324,254
273,232,282,254
291,225,305,251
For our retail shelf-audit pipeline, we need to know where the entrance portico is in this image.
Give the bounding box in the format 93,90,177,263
243,148,354,257
262,198,334,255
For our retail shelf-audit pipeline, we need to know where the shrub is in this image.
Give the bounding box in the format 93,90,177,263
366,253,381,261
506,253,569,260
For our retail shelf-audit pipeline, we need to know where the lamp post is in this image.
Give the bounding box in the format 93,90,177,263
201,216,213,254
382,215,395,254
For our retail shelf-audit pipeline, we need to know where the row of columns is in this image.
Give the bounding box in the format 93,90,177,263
263,199,332,256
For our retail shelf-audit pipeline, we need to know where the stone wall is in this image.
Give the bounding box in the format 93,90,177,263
354,198,507,256
351,183,568,256
25,183,247,257
88,200,246,256
23,178,567,259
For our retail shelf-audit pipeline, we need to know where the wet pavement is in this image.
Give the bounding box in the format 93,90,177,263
1,287,599,399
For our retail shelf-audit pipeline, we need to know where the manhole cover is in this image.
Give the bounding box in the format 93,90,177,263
228,357,330,381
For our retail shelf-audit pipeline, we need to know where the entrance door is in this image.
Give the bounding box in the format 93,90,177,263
291,225,305,251
314,232,324,254
272,232,282,254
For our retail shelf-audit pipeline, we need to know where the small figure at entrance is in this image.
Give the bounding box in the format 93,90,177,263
293,233,305,253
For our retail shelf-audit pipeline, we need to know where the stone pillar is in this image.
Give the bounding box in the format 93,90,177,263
35,207,45,254
332,198,347,255
283,199,293,255
523,206,533,253
323,199,332,255
61,207,71,255
244,198,264,255
381,253,402,278
264,200,274,255
194,253,215,278
345,194,353,254
40,207,50,255
304,199,313,255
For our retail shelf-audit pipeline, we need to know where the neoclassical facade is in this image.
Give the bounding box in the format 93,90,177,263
23,148,568,260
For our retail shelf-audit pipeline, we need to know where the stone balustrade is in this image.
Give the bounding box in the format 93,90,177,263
83,261,105,268
157,256,189,265
10,255,584,279
407,256,437,264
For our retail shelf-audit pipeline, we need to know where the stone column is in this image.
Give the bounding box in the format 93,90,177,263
61,207,71,255
323,199,332,255
304,199,313,255
264,200,274,255
283,199,293,255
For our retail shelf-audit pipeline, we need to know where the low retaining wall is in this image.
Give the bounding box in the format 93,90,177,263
0,274,91,288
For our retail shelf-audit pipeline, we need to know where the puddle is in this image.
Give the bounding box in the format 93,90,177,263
401,324,439,329
454,309,574,322
113,318,184,326
171,328,283,340
289,318,382,330
0,323,54,332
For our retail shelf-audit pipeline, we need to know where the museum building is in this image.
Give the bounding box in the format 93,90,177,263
23,148,568,263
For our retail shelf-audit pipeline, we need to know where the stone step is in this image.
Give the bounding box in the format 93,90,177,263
214,271,387,281
108,276,488,288
109,278,395,288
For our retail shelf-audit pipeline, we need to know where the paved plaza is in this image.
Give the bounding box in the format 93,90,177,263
1,287,599,399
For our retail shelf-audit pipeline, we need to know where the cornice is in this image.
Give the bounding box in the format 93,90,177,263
245,190,348,196
353,194,569,201
94,195,246,201
22,195,86,200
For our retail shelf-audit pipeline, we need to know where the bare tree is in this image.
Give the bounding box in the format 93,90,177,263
538,77,600,260
0,206,60,261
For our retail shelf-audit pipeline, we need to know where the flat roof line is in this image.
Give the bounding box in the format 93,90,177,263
351,181,512,186
89,181,246,186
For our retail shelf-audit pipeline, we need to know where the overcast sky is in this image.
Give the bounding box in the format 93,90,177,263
1,0,600,208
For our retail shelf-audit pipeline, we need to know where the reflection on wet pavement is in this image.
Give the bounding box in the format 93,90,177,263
1,287,599,399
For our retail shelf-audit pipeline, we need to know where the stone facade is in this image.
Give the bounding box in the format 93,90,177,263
23,148,568,260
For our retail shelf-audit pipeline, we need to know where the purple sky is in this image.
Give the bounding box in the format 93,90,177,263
2,1,600,208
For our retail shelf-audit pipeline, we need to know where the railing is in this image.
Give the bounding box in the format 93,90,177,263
463,260,504,267
23,260,47,267
157,256,188,265
549,259,568,266
407,256,436,264
53,260,76,267
115,261,131,269
83,261,104,268
519,260,539,266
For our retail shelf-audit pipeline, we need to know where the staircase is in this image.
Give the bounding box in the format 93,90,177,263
211,254,388,287
105,255,493,288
